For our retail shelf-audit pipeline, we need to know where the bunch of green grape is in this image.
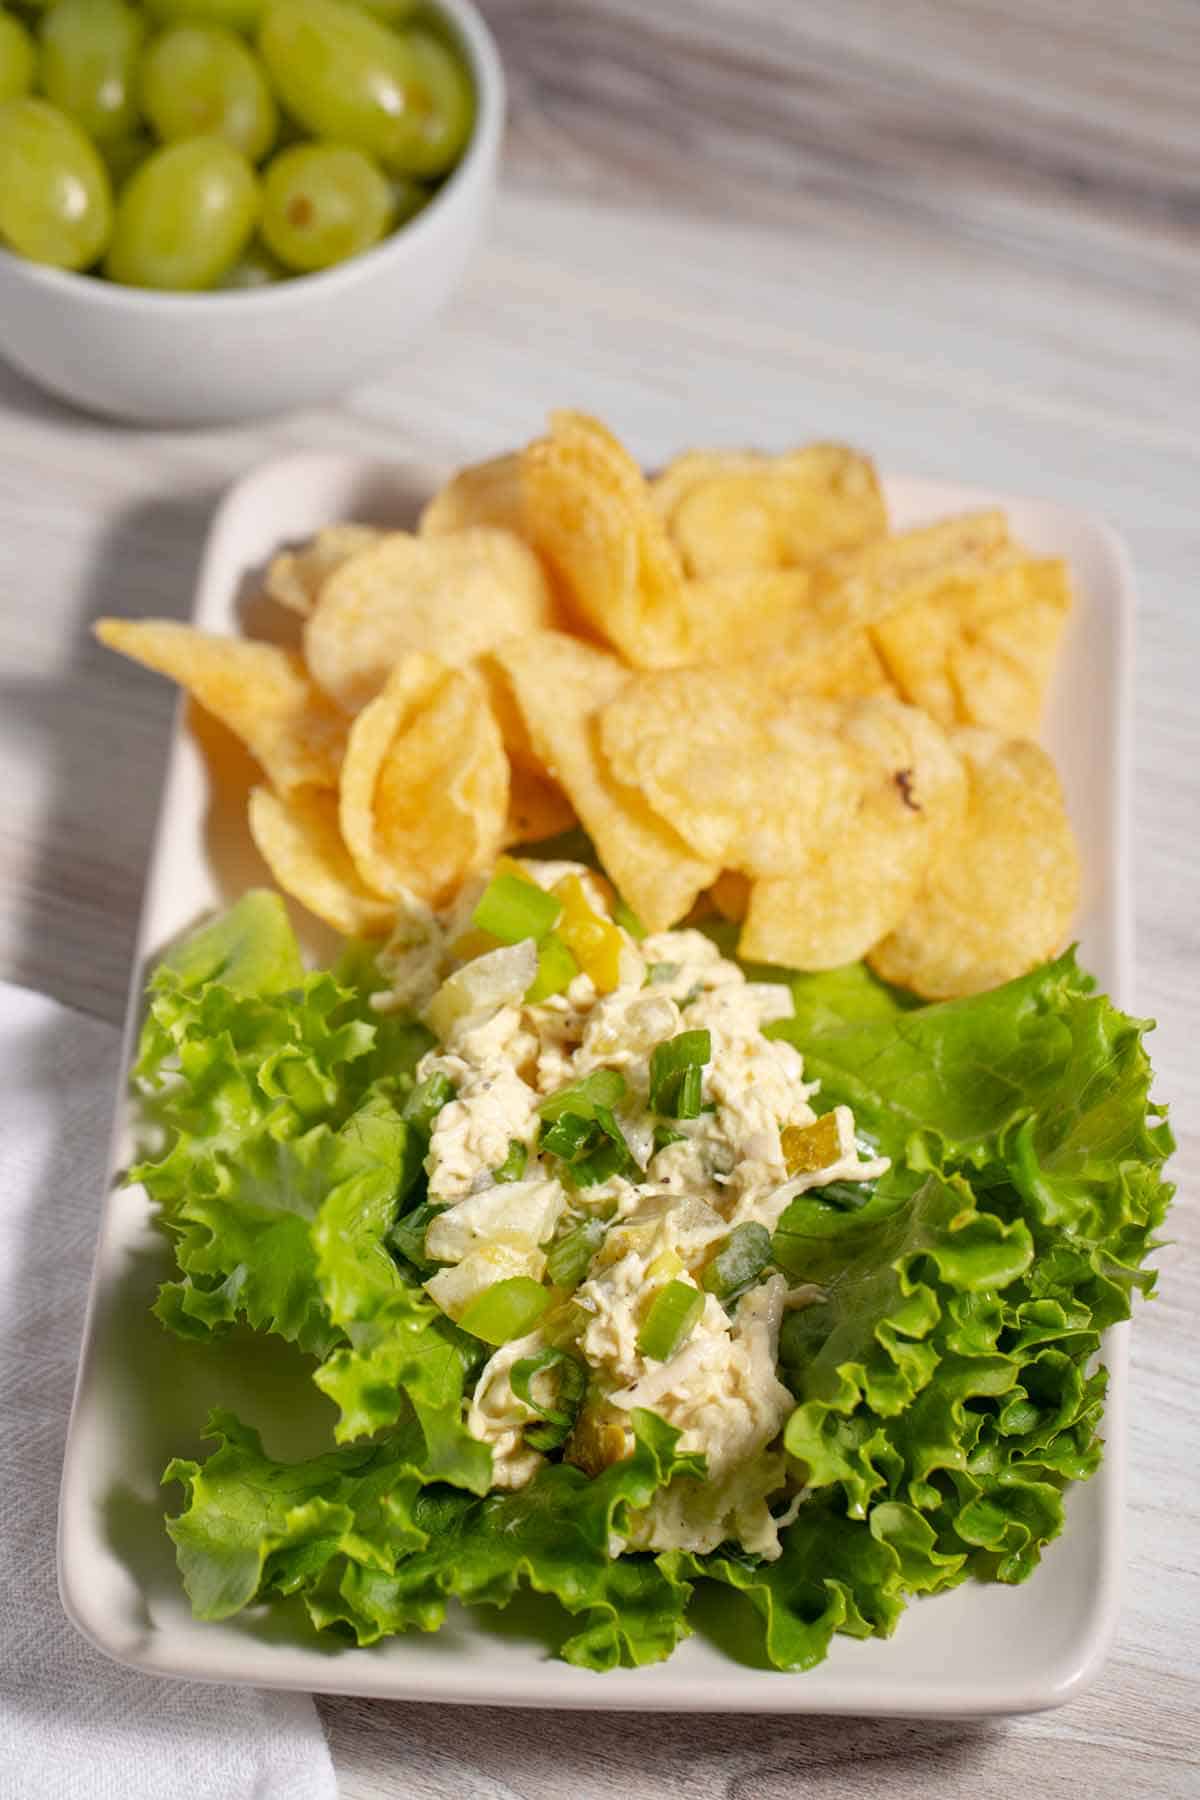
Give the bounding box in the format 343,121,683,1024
0,0,474,289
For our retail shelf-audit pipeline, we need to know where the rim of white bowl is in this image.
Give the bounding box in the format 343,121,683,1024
0,0,505,313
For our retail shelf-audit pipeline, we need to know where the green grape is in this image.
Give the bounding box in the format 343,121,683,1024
104,135,259,289
345,0,420,18
259,0,475,178
144,0,264,31
0,12,37,102
389,171,431,227
139,23,276,162
0,95,112,268
261,141,392,272
391,29,474,176
39,0,144,146
219,236,287,286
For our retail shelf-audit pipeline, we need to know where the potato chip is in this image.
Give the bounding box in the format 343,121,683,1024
264,524,382,617
870,552,1071,738
94,618,346,792
418,452,527,539
520,411,693,669
675,570,813,664
753,622,895,702
651,444,887,578
963,559,1071,695
248,785,395,936
489,631,717,932
738,698,967,968
339,653,508,907
473,649,576,843
504,761,576,846
649,450,766,530
599,668,862,872
807,511,1011,630
868,728,1080,998
304,527,556,712
708,871,751,922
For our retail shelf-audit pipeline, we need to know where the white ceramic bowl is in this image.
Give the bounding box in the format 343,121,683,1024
0,0,504,426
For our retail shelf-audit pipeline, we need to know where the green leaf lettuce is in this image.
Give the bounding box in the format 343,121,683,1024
132,905,1172,1675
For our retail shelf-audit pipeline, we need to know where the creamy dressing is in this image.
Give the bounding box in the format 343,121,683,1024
376,862,888,1559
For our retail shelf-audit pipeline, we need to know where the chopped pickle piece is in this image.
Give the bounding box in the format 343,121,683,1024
567,1395,631,1476
781,1111,841,1175
554,872,624,993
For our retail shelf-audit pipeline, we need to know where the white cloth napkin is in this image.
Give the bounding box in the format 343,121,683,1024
0,981,337,1800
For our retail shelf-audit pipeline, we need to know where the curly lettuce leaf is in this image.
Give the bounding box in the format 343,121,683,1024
163,1409,430,1619
136,961,383,1357
310,1094,490,1483
139,907,1173,1676
741,949,1175,1660
165,1407,702,1671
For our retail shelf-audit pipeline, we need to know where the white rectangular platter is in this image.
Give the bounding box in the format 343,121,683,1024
58,453,1135,1714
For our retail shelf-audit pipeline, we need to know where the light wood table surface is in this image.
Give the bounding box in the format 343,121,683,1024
1,2,1196,1794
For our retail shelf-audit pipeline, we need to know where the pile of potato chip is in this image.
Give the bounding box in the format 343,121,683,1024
96,410,1081,999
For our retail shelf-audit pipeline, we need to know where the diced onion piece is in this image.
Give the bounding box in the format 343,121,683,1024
426,938,537,1041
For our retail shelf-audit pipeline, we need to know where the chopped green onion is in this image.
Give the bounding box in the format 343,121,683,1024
649,1029,712,1119
539,1068,626,1121
645,962,681,985
510,1347,588,1451
572,1135,634,1187
538,1069,635,1186
652,1124,688,1155
541,1113,596,1161
612,895,646,940
525,931,579,1003
472,871,562,944
637,1279,704,1362
492,1139,528,1183
541,1108,636,1186
458,1276,550,1346
402,1071,455,1135
702,1222,773,1304
545,1217,607,1287
386,1200,446,1274
806,1179,876,1211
